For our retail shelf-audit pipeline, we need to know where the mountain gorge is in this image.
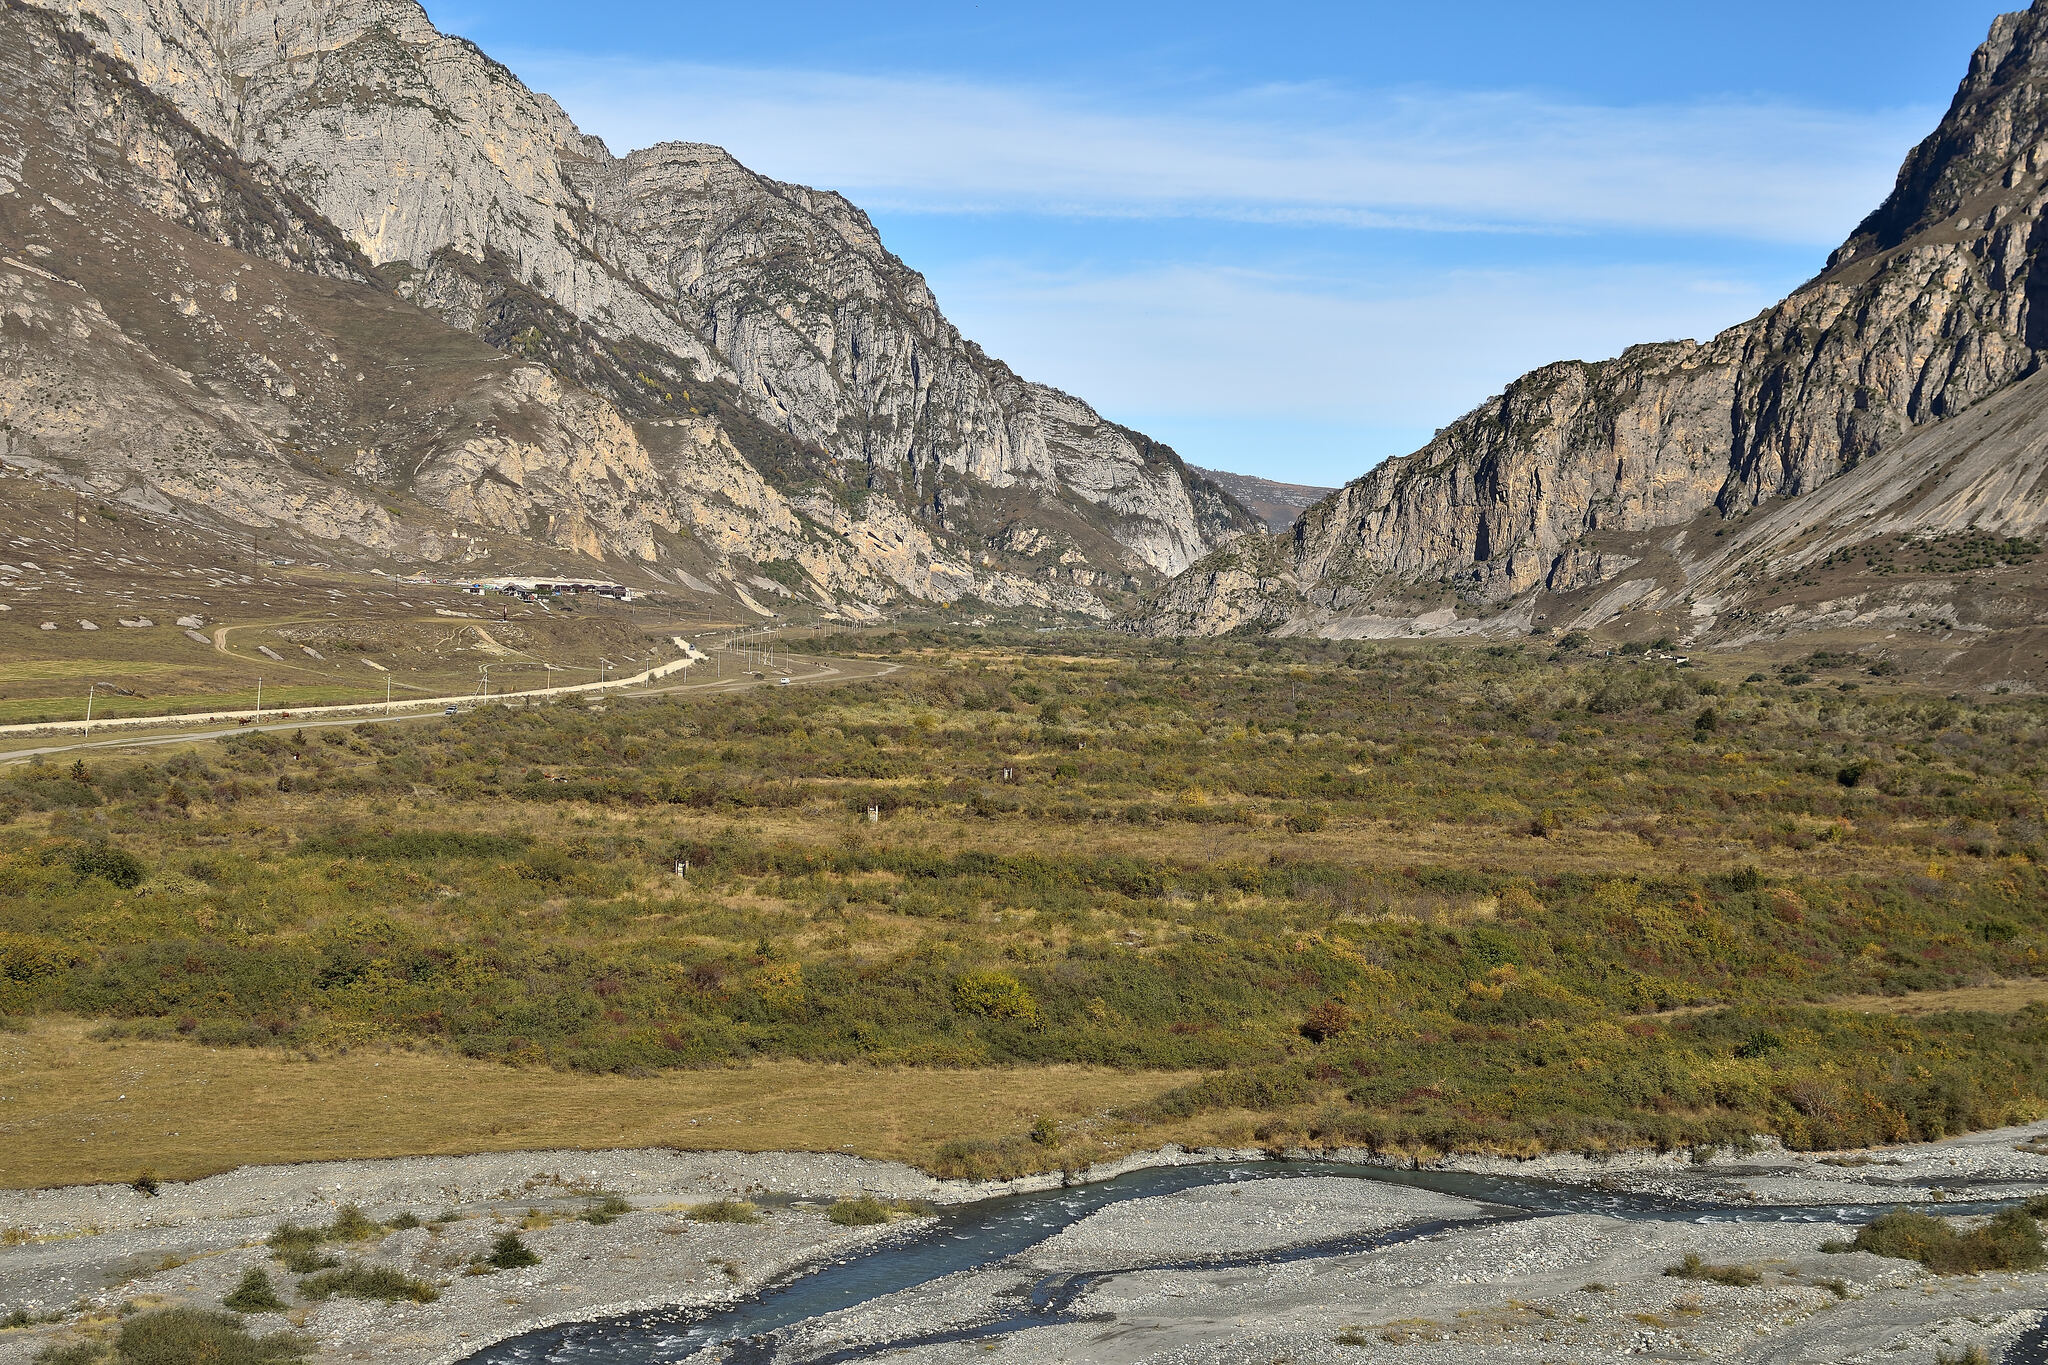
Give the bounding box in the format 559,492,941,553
0,0,1256,618
1140,2,2048,678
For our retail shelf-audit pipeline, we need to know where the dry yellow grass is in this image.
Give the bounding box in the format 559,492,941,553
1822,979,2048,1017
1651,978,2048,1021
0,1019,1204,1190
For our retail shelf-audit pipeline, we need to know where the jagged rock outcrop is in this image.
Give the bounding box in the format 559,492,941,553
1140,2,2048,637
24,0,1255,605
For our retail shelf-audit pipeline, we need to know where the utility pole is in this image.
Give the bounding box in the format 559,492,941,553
385,674,392,716
255,678,263,724
83,683,97,739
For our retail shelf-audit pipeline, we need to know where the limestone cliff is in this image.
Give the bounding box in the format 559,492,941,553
0,0,1152,616
1140,2,2048,639
24,0,1255,608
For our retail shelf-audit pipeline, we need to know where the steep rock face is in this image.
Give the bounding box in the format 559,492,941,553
1141,2,2048,635
36,0,1254,591
0,0,1099,615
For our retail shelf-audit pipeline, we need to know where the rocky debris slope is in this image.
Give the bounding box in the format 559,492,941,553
1140,2,2048,642
26,0,1256,607
1192,467,1336,533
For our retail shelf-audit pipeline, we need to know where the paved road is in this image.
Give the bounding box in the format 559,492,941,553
0,650,903,764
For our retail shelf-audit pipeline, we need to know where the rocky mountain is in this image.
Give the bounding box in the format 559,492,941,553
1140,2,2048,662
1,0,1256,618
1190,467,1335,533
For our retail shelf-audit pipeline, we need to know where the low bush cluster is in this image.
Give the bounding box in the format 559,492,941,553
34,1308,306,1364
686,1200,759,1225
297,1264,439,1304
5,629,2048,1164
1846,1207,2044,1274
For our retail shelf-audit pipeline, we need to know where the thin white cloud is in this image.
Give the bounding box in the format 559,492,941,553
930,259,1783,422
512,55,1933,243
917,258,1790,482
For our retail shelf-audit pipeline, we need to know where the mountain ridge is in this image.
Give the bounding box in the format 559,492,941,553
3,0,1257,617
1136,0,2048,667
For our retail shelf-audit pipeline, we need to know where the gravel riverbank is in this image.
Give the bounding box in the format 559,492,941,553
0,1149,951,1365
3,1120,2046,1364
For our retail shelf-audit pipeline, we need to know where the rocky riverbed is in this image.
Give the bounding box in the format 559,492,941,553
1,1123,2045,1365
0,1149,949,1365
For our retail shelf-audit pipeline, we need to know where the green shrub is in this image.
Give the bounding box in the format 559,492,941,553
828,1195,890,1226
482,1233,539,1269
952,970,1040,1026
297,829,527,861
37,1307,308,1363
223,1268,287,1314
1851,1207,2045,1274
36,1345,102,1365
276,1247,338,1275
325,1206,380,1243
686,1200,760,1225
297,1264,439,1304
1285,806,1329,834
68,843,145,889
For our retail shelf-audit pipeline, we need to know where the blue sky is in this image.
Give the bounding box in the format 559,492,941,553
424,0,2009,487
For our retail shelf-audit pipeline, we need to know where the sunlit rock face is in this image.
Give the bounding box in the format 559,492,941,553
1138,3,2048,637
12,0,1255,608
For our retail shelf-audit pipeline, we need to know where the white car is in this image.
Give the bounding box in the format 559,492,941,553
777,677,792,686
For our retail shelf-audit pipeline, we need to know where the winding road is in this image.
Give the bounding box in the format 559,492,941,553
0,649,903,764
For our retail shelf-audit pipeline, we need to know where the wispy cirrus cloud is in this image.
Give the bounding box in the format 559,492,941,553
925,258,1791,484
513,56,1932,244
488,53,1935,482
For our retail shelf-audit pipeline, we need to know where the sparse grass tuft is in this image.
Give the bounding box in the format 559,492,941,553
1663,1252,1761,1286
827,1195,890,1226
579,1193,632,1226
687,1199,760,1225
297,1264,439,1304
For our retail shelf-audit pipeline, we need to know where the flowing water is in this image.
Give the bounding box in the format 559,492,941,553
464,1159,2042,1365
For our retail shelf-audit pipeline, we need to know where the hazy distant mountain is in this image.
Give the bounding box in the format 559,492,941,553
1190,468,1336,534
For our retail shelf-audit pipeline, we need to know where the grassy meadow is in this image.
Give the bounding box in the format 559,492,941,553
3,629,2047,1183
